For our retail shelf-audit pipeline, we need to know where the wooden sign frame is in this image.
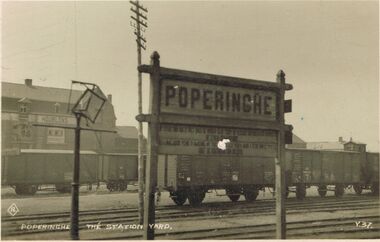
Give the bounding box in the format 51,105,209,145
137,51,292,240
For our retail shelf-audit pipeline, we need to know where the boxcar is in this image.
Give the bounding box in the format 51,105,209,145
101,153,138,191
1,149,100,195
285,148,363,199
157,154,275,206
157,148,369,206
361,152,379,195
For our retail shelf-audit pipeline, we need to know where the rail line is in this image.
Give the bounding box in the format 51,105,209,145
2,195,379,239
147,215,380,240
2,194,375,222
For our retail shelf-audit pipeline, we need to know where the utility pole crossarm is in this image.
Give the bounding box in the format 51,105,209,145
134,33,146,43
130,0,148,12
130,8,147,20
130,16,148,28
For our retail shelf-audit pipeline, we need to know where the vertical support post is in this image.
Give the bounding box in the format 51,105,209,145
275,70,286,239
71,113,81,240
135,0,145,226
143,51,160,240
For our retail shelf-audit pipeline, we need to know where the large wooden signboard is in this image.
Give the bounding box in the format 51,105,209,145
161,80,277,121
137,52,292,240
159,124,277,157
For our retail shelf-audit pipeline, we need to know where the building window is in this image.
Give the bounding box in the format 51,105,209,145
48,129,63,136
20,104,27,113
54,103,60,113
18,97,31,113
20,124,32,137
47,128,65,144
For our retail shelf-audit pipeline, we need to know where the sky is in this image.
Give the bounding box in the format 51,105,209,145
1,1,379,151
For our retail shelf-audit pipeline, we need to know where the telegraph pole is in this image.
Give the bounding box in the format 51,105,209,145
130,0,148,225
276,70,286,239
71,113,81,240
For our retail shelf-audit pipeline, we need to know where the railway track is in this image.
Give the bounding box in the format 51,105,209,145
2,195,379,239
146,215,380,240
2,194,376,222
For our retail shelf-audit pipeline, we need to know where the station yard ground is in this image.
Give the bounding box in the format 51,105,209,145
1,185,379,240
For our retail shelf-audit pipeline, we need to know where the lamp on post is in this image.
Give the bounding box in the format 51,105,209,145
70,81,107,240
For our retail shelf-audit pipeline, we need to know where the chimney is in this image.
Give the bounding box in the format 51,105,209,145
107,94,112,104
338,137,343,143
25,79,32,87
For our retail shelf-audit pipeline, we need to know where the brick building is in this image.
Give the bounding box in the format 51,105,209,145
113,126,146,154
1,79,117,152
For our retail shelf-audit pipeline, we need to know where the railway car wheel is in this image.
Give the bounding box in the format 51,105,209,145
371,182,379,196
15,185,28,195
226,189,240,202
285,187,289,198
55,184,71,193
188,190,205,206
15,185,24,195
296,184,306,200
15,185,38,195
227,194,240,202
318,185,327,198
353,184,363,195
106,182,116,192
243,188,259,202
335,184,344,197
226,188,241,202
118,182,128,191
30,185,38,195
170,191,188,206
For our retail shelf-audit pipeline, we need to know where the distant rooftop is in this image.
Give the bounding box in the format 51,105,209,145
292,134,306,144
116,126,138,139
2,80,83,104
344,138,366,145
306,137,366,150
307,142,344,150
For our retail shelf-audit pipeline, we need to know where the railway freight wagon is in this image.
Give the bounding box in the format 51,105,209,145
285,148,363,199
101,153,139,191
158,154,275,205
157,148,370,206
360,152,379,195
1,149,100,195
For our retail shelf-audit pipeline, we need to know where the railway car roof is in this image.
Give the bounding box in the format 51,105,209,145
20,149,98,154
102,152,146,156
286,148,361,154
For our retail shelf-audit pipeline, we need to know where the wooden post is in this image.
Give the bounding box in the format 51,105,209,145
275,69,286,239
143,51,160,240
70,113,81,240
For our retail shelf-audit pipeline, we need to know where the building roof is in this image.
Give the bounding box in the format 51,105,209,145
2,81,83,104
306,141,345,150
344,141,366,145
306,137,367,150
116,126,138,139
292,134,306,144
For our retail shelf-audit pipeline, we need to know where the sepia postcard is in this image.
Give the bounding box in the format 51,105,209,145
1,0,379,240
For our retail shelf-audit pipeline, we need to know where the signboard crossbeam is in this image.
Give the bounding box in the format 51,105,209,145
139,65,293,91
137,113,292,131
